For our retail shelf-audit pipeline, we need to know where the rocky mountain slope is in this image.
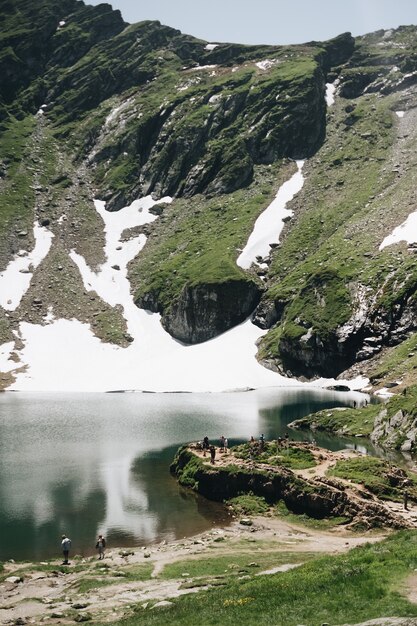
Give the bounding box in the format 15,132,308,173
2,0,417,390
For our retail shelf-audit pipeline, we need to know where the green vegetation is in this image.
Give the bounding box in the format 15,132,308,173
226,493,270,516
257,87,413,375
101,531,417,626
130,162,291,312
290,404,379,437
172,448,204,490
370,333,417,387
327,456,417,501
160,551,309,580
76,563,153,593
0,115,36,236
232,442,316,470
274,500,350,529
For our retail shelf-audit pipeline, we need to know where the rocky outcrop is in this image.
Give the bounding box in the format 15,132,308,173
161,280,262,344
372,407,417,453
171,447,410,529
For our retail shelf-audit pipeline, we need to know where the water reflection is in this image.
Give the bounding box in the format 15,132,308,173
0,388,378,560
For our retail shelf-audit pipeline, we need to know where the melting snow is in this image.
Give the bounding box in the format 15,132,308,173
396,110,405,118
256,59,279,71
325,82,337,106
188,65,218,72
3,194,368,393
0,221,54,311
205,43,218,51
8,196,296,392
237,161,304,269
379,210,417,250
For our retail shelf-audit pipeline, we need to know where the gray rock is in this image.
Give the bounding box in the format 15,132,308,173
151,601,174,609
5,576,23,584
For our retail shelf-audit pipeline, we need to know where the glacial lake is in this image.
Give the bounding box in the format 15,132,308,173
0,388,374,561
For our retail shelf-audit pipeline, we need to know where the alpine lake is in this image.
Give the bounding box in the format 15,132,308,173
0,388,381,561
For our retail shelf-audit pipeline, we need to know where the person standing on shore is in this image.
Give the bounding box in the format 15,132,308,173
61,534,71,565
96,534,106,559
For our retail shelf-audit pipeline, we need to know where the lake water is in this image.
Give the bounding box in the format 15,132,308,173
0,388,371,561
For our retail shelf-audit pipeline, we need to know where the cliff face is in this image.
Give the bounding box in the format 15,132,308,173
2,2,417,383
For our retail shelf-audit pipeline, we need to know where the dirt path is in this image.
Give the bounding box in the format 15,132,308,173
0,516,382,625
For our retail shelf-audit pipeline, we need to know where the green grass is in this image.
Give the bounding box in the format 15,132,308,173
327,456,417,501
274,500,350,529
226,493,270,516
160,551,310,580
258,91,405,374
100,531,417,626
76,563,153,593
232,442,316,470
370,334,417,385
290,404,379,437
130,162,291,313
0,115,36,235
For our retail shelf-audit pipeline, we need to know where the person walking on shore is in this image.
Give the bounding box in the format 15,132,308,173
61,534,71,565
96,534,106,559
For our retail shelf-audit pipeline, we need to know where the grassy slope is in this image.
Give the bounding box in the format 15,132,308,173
290,386,417,450
129,162,293,311
257,28,417,377
102,531,417,626
259,90,401,362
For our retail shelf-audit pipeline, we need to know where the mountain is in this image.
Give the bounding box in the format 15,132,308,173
1,0,417,392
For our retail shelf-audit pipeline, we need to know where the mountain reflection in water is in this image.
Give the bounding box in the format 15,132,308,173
0,388,370,560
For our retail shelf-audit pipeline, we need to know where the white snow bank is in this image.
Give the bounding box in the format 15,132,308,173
379,210,417,250
0,221,54,311
325,82,337,106
205,43,218,51
11,196,297,392
237,161,304,269
396,110,405,118
9,195,368,393
11,316,296,392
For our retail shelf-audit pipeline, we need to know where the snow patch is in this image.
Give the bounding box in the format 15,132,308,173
256,59,280,71
325,82,337,106
396,110,405,118
8,195,369,393
379,210,417,250
188,64,218,71
205,43,218,51
0,221,54,311
237,161,304,269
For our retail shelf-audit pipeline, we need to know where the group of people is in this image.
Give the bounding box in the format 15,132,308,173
199,435,229,464
61,533,106,564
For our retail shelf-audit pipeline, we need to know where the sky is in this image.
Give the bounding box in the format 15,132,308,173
87,0,417,45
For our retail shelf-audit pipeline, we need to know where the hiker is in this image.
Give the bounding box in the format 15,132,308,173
219,435,225,451
61,534,71,565
96,534,106,559
259,433,265,450
224,437,228,452
404,489,409,511
210,445,216,464
203,436,209,456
